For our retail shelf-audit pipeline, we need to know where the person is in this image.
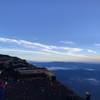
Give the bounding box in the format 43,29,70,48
85,92,91,100
0,80,7,100
66,94,74,100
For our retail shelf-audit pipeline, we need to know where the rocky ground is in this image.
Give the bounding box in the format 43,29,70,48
3,76,84,100
0,54,84,100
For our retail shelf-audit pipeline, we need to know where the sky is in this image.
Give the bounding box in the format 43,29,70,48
0,0,100,63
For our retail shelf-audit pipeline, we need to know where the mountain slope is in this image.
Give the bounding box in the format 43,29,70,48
0,54,84,100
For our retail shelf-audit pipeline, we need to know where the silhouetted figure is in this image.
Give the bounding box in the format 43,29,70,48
85,92,91,100
0,80,7,100
66,94,74,100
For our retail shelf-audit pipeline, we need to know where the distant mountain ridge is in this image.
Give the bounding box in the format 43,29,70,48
28,61,100,70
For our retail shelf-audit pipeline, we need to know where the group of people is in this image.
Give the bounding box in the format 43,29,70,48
0,80,91,100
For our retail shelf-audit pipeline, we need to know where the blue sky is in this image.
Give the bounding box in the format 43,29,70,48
0,0,100,63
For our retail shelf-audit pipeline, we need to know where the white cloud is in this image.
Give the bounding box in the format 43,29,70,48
60,40,75,45
0,48,52,55
94,43,100,46
59,47,83,53
69,78,100,85
0,37,83,54
84,68,95,71
84,78,99,83
0,37,53,49
46,66,95,71
88,49,96,53
42,49,86,57
46,67,78,70
1,37,96,60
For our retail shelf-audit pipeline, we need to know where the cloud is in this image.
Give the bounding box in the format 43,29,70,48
84,68,95,71
0,37,53,49
46,67,78,70
59,47,83,53
85,78,99,82
84,78,100,83
42,49,86,57
0,36,99,62
88,49,96,53
46,67,95,71
0,48,52,55
70,78,100,85
60,40,75,45
94,43,100,46
0,37,83,55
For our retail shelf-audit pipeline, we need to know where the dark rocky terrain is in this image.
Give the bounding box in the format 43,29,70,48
0,54,84,100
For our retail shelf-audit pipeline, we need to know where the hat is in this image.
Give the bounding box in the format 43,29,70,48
85,92,89,95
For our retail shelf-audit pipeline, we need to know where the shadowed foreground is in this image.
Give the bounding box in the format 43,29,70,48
3,76,84,100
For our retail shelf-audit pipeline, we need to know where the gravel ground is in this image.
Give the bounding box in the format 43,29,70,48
3,77,84,100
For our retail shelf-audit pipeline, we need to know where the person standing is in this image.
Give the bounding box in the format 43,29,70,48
0,80,7,100
85,92,91,100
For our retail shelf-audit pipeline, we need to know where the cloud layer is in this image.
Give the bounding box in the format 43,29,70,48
0,37,99,62
46,66,95,71
46,67,79,70
0,37,83,55
70,77,100,85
